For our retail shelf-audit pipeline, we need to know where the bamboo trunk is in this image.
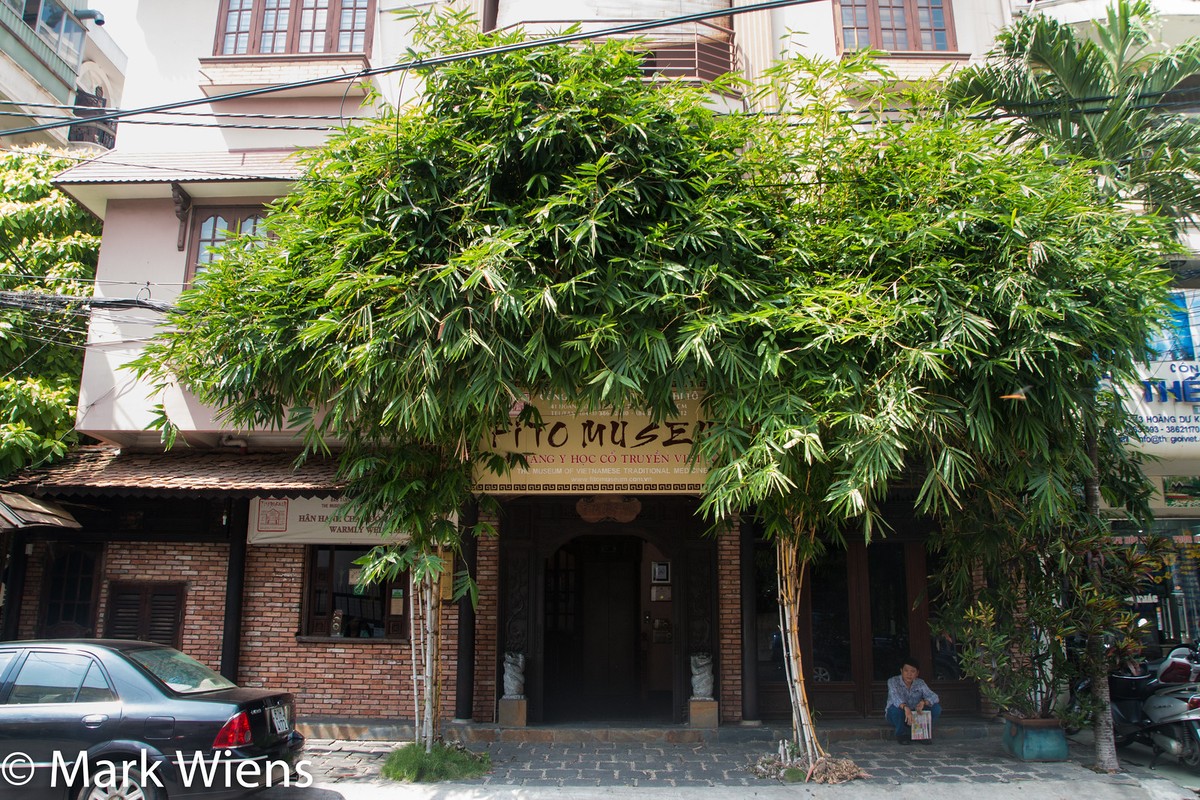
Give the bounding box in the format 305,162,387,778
410,577,422,746
777,537,825,766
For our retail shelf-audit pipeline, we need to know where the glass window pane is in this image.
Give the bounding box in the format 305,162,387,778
77,662,117,703
261,0,291,53
126,648,236,694
222,0,254,55
338,0,368,53
916,0,950,51
810,548,852,683
7,652,91,705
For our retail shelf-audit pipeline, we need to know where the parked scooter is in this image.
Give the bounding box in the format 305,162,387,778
1109,676,1200,766
1106,642,1200,768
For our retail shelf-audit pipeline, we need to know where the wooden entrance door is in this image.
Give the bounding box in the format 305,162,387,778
756,536,976,718
544,536,641,720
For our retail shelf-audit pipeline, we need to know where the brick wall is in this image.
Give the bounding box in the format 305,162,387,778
18,539,229,674
472,517,500,723
99,541,230,671
17,541,47,639
717,519,742,723
239,544,458,723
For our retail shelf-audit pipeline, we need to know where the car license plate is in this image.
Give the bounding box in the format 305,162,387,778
271,705,290,734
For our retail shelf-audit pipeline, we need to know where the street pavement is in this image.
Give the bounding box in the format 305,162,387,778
257,727,1200,800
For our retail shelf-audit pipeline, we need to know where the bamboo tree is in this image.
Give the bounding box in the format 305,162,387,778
133,8,1177,769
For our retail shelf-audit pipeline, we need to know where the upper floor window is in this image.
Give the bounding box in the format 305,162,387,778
16,0,85,67
187,207,266,283
216,0,373,56
840,0,955,53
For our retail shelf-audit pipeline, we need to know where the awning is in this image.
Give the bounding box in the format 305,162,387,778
0,492,80,530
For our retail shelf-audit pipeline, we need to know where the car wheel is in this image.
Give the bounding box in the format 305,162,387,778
75,761,162,800
811,664,833,682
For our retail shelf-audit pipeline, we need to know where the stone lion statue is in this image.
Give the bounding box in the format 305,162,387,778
690,653,714,700
503,651,526,699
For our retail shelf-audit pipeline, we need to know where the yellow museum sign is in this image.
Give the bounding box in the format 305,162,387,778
474,391,710,494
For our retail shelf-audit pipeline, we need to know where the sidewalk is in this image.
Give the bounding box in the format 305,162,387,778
259,724,1199,800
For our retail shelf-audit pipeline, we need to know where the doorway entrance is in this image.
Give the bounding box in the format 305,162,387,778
543,535,664,721
499,496,712,724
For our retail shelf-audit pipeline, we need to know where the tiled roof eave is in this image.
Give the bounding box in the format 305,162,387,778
2,446,344,500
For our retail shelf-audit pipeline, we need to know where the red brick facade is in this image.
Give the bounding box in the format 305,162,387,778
15,504,743,728
472,517,501,723
238,544,458,722
19,540,229,674
717,520,742,723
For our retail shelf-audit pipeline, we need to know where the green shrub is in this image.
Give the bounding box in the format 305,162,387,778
381,742,490,782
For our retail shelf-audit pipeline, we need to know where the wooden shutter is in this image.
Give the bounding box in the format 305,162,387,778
105,582,185,648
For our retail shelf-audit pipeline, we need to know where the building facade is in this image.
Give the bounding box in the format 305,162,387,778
0,0,126,149
6,0,1151,732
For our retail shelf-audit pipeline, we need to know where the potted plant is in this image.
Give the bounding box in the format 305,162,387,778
950,598,1073,762
935,504,1167,763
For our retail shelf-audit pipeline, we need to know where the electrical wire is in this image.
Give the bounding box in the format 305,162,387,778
0,110,340,132
0,98,370,122
0,0,820,138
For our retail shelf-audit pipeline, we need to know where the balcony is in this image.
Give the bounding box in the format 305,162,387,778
67,87,115,149
495,18,739,87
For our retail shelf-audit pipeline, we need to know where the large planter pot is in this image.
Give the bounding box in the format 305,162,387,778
1000,714,1069,762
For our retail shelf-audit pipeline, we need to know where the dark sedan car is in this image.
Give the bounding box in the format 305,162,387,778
0,640,305,800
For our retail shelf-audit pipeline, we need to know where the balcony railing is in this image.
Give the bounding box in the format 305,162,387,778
67,88,116,149
494,18,739,86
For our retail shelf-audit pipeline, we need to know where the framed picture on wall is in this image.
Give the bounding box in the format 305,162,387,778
651,561,670,584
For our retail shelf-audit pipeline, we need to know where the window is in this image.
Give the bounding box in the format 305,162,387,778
304,546,406,639
186,207,266,283
216,0,373,56
839,0,955,53
126,647,235,694
19,0,86,68
105,582,185,648
38,545,99,639
6,652,113,705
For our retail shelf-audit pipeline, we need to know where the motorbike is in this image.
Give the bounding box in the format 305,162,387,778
1071,642,1200,768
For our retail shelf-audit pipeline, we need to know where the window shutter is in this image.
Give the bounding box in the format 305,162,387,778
106,582,185,648
106,591,143,640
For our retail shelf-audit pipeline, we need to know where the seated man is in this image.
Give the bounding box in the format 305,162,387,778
885,657,941,745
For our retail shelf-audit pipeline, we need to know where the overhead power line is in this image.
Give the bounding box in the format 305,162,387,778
0,291,173,314
0,98,369,122
1,0,811,138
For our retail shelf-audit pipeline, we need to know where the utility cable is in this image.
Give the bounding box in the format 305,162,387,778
1,0,814,138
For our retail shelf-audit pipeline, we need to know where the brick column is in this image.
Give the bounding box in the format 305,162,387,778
472,514,500,723
718,518,742,724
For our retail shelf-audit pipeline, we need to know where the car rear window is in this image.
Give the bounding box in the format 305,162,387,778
126,648,236,694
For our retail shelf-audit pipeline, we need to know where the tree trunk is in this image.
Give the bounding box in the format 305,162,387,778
422,569,440,753
410,577,422,747
1088,631,1120,772
777,537,825,765
1084,424,1120,772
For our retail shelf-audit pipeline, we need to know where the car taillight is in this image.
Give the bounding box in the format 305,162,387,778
1188,695,1200,711
213,711,252,748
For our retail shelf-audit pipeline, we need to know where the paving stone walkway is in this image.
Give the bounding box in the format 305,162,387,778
299,734,1158,790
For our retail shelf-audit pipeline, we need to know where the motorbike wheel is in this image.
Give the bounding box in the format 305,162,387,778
1114,729,1136,748
1180,724,1200,768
